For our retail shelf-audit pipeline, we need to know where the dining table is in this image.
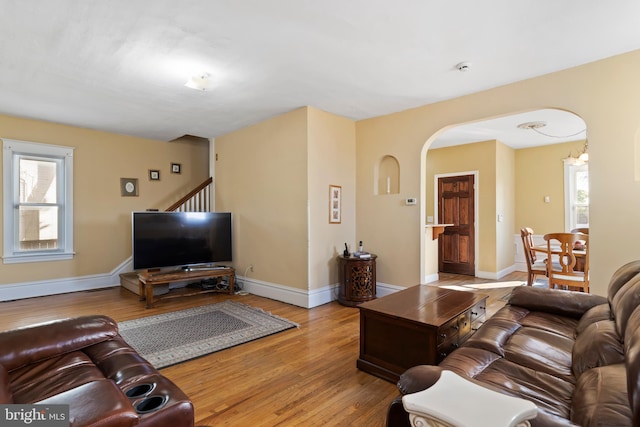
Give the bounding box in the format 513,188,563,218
532,244,587,272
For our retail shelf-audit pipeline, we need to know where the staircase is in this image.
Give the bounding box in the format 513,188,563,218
120,177,214,295
165,177,213,212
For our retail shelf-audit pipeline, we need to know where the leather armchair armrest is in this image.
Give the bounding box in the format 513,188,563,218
397,365,444,395
0,315,119,371
508,286,607,319
402,370,537,427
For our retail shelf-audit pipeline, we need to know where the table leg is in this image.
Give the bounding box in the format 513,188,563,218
138,280,146,301
145,282,155,308
228,273,235,295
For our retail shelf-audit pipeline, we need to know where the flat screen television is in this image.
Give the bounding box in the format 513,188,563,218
132,211,232,271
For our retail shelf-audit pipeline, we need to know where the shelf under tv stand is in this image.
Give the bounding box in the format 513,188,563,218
137,267,235,308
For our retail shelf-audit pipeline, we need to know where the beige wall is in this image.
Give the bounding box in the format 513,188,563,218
515,140,585,233
215,108,309,290
357,49,640,296
496,141,516,273
0,114,209,286
307,107,356,290
215,107,357,295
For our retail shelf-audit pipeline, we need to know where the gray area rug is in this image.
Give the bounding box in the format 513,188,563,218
118,300,298,369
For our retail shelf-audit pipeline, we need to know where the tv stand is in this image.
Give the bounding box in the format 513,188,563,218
138,267,235,308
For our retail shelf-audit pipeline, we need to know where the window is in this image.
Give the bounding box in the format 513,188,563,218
564,161,589,231
3,139,74,263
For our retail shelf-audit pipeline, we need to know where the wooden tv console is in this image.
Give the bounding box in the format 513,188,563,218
138,267,235,308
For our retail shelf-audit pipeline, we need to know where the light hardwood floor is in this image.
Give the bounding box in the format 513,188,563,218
0,272,525,426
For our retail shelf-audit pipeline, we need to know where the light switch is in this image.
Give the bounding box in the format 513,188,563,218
544,196,550,203
427,216,434,223
497,214,504,222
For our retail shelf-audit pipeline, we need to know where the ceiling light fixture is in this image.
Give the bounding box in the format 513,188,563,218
517,121,588,164
577,139,589,162
185,72,214,91
517,121,547,130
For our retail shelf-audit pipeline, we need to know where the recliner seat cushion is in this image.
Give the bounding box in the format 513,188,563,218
610,275,640,339
0,364,12,403
576,304,613,335
571,364,632,426
9,351,105,403
572,320,624,378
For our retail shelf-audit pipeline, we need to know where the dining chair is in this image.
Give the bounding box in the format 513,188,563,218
520,227,548,286
543,232,589,292
570,227,589,234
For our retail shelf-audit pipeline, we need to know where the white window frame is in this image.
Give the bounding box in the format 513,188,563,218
3,139,74,263
563,160,589,231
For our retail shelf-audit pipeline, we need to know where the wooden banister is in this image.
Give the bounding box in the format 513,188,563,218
166,177,213,212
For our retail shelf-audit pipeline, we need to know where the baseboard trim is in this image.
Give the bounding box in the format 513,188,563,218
423,273,440,284
377,282,404,297
0,258,133,302
238,277,403,308
1,260,403,309
477,264,517,281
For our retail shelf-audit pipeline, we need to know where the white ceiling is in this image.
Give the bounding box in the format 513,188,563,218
1,1,639,143
430,109,587,150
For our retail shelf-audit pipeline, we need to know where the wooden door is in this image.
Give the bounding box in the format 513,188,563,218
438,175,475,275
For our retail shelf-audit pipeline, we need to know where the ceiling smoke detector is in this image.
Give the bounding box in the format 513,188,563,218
517,121,547,130
455,62,471,72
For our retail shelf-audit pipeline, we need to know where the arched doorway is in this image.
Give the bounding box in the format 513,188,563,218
420,109,587,283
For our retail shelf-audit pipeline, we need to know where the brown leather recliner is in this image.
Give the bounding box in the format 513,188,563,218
0,315,194,427
387,260,640,427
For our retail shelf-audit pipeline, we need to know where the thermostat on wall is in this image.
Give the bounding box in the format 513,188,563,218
406,198,417,205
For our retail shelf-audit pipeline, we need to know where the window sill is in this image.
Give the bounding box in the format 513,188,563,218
3,252,75,264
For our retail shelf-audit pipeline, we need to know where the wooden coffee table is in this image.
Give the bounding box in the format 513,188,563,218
357,285,487,382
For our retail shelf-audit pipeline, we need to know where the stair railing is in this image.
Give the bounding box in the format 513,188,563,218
165,177,213,212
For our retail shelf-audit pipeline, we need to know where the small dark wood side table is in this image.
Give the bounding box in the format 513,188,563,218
357,285,487,382
337,255,377,306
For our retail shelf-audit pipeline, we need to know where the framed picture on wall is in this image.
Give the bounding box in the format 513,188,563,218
329,185,341,224
120,178,139,197
171,163,181,174
149,170,160,181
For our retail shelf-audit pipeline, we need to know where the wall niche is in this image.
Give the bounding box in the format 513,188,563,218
376,155,400,195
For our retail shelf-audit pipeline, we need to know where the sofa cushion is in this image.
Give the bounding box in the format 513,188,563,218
462,317,521,356
518,311,579,340
0,364,12,403
37,380,138,427
503,327,575,383
571,364,632,426
9,351,105,403
607,260,640,303
610,274,640,339
508,286,607,319
624,305,640,426
0,315,118,371
572,320,624,378
474,359,575,421
576,304,612,335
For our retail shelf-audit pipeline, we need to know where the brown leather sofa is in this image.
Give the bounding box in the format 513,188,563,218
0,315,194,427
387,260,640,427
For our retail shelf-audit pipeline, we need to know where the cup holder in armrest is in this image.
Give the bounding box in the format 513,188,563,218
125,383,156,399
135,395,169,414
